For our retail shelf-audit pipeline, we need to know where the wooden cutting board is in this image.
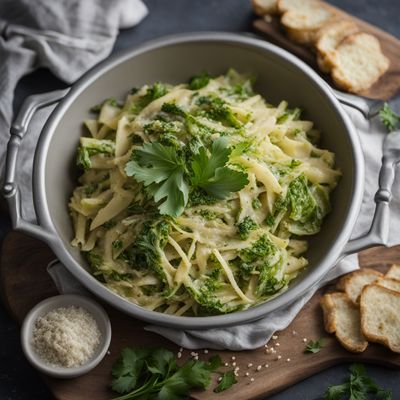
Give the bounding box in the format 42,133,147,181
252,2,400,100
1,231,400,400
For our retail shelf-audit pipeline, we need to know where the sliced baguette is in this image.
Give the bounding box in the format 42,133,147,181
277,0,320,14
320,292,368,353
360,284,400,353
252,0,278,15
281,5,334,45
315,20,359,72
386,264,400,280
331,32,390,92
336,268,383,305
376,277,400,293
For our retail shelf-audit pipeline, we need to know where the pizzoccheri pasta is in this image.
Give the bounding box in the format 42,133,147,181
69,69,341,316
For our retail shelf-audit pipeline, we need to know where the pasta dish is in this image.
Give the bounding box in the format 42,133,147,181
69,70,340,316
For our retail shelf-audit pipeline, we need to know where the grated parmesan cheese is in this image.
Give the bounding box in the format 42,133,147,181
32,306,101,368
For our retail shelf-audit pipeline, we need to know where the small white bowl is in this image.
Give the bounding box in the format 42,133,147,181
21,294,112,378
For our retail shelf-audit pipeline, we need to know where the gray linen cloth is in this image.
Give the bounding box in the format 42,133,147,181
0,0,148,190
47,106,400,351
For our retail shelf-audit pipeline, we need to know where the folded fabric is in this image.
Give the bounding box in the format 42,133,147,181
0,0,148,189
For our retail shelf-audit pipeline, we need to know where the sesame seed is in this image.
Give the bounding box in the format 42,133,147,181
231,356,236,360
245,372,250,376
232,362,237,367
177,352,182,359
303,338,307,342
292,330,297,335
218,377,222,382
272,335,278,340
250,378,255,382
275,343,280,347
194,356,199,360
107,350,111,355
234,371,239,376
277,355,282,360
179,347,183,352
190,352,196,356
264,364,269,368
264,344,268,348
225,362,229,367
286,358,291,362
235,367,240,371
204,349,208,354
256,365,262,371
247,363,253,368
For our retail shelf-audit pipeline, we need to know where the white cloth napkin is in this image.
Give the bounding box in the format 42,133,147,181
46,105,400,351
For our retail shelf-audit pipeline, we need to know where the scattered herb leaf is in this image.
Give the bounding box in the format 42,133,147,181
379,103,400,132
305,338,326,354
324,364,392,400
214,370,237,393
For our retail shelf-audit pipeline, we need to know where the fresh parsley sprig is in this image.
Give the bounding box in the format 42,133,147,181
324,364,392,400
379,103,400,132
111,347,236,399
305,337,326,354
125,136,248,217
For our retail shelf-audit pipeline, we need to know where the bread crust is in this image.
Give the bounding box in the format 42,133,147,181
360,284,400,353
252,0,278,16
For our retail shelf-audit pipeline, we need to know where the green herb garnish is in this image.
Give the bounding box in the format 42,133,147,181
305,338,326,354
324,364,391,400
379,103,400,132
214,370,237,393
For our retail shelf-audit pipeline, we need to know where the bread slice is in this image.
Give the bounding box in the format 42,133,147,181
315,20,359,72
281,4,334,45
331,32,390,92
252,0,278,15
277,0,320,14
336,268,383,305
320,292,368,352
376,277,400,293
360,284,400,353
386,264,400,280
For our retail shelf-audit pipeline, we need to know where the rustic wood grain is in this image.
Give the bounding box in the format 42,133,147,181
1,232,400,400
253,2,400,100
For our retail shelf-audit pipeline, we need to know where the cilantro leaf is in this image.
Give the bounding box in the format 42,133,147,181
191,137,248,198
323,364,392,400
379,103,400,132
146,347,177,377
111,347,150,393
214,370,237,393
125,142,189,217
206,355,223,371
305,337,326,354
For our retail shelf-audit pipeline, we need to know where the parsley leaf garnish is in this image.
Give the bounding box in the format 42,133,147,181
324,364,392,400
214,370,237,393
305,337,326,354
125,142,189,217
111,347,234,399
379,103,400,132
191,137,249,199
125,137,248,217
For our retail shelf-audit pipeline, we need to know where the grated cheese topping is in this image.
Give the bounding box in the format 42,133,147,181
32,306,101,368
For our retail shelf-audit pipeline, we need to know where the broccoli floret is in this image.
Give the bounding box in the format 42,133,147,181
188,187,217,207
186,277,238,315
83,183,98,197
252,198,262,210
188,72,211,90
131,82,168,113
265,214,275,227
76,138,115,170
256,262,286,296
236,216,258,240
196,95,242,128
161,102,187,117
197,209,218,221
122,218,171,283
86,251,132,283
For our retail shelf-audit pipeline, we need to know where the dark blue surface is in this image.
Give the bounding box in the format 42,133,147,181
2,0,400,399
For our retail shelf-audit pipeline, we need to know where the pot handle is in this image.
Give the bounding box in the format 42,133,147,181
2,88,69,243
340,155,393,257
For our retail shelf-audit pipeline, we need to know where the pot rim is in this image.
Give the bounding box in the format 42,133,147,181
33,32,364,329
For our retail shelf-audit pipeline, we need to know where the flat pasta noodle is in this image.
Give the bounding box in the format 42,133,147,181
69,70,341,316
